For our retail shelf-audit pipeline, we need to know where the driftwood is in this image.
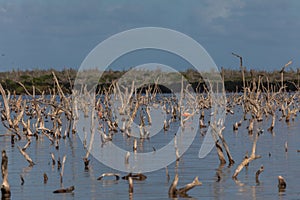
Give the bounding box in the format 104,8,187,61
60,155,67,184
0,84,22,140
177,177,202,195
1,150,10,199
20,175,25,185
2,67,300,198
17,146,35,167
57,157,61,170
211,123,234,165
247,118,254,135
233,122,238,131
284,141,288,152
125,152,130,165
133,139,137,152
216,128,235,165
51,153,56,165
43,173,48,184
168,174,202,198
83,93,96,170
83,157,90,170
168,173,179,197
215,140,226,165
97,173,120,181
165,167,170,182
255,165,264,183
267,113,276,132
278,176,286,190
128,177,133,194
232,132,261,179
122,173,147,181
22,139,31,151
53,186,75,194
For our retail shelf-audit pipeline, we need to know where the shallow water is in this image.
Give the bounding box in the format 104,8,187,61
0,105,300,200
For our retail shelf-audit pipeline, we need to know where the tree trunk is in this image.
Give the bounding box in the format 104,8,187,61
1,150,11,199
215,141,226,165
232,132,261,179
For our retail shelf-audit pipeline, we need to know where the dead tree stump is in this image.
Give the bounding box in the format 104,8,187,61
1,150,11,199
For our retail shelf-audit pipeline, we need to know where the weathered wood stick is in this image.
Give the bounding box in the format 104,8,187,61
267,113,276,132
210,124,226,164
52,71,67,103
216,127,235,165
146,105,152,125
22,139,31,151
168,173,179,197
83,157,90,170
57,157,61,170
233,122,238,131
17,146,35,167
97,173,120,181
248,118,254,134
43,173,48,184
128,177,133,194
53,186,75,194
122,173,147,181
278,176,286,190
255,165,264,183
0,84,13,126
20,175,25,185
168,173,202,197
51,153,56,165
177,176,202,195
43,132,54,144
12,100,25,129
165,167,170,182
16,81,33,97
232,132,261,179
1,150,11,199
60,155,67,184
215,140,226,165
125,151,130,165
133,139,137,152
84,93,96,167
0,84,22,140
284,141,288,152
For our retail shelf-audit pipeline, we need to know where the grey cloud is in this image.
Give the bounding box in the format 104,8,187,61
0,0,299,71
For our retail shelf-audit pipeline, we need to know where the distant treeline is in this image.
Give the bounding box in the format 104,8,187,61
0,68,299,94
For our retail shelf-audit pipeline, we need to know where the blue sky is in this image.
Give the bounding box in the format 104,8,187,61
0,0,299,72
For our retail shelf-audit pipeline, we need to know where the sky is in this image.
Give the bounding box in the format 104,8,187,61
0,0,300,72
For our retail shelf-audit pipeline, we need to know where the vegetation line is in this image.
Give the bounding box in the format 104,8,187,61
1,68,300,94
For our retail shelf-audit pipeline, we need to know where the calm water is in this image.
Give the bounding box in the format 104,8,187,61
0,105,300,200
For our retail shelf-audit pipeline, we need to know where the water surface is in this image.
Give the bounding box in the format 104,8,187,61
0,105,299,199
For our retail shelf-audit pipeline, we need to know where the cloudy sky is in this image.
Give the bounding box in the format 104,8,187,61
0,0,299,72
